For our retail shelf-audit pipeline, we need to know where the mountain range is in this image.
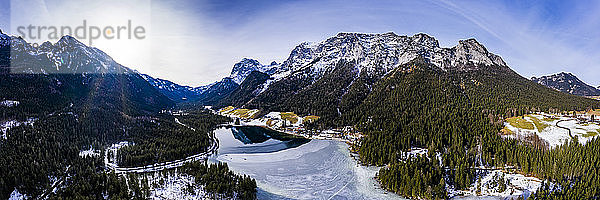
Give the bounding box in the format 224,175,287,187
151,32,596,124
148,32,511,106
531,72,600,97
0,32,173,119
142,58,279,103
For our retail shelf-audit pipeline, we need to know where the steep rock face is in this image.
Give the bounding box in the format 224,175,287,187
531,72,600,96
273,32,506,78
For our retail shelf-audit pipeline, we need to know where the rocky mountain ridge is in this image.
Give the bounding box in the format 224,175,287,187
531,72,600,97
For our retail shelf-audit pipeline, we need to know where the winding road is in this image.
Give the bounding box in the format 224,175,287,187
105,118,218,174
556,119,575,140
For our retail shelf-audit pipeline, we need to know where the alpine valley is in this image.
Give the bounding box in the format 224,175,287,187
2,29,600,200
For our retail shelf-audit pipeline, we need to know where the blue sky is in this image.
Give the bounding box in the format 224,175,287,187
1,0,600,87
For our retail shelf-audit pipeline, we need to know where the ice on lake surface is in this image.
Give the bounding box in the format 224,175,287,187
210,127,406,200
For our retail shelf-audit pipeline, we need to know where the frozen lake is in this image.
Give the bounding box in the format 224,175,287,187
209,127,406,200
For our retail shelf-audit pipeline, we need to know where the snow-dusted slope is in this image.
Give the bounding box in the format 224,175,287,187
531,72,600,96
228,58,279,84
246,32,508,101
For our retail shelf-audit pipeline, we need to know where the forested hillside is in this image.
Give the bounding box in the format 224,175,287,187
0,33,255,199
348,59,600,199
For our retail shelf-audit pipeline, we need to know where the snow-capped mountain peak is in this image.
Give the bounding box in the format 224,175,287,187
453,38,507,68
272,32,507,80
0,29,11,47
139,32,514,106
411,32,440,48
531,72,600,96
3,33,126,74
228,58,279,84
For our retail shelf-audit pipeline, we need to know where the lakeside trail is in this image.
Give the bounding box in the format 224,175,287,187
105,118,217,174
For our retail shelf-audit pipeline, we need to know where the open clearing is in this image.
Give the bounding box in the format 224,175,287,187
506,117,534,130
503,113,600,148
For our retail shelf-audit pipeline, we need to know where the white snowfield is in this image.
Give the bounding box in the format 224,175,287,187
503,113,600,148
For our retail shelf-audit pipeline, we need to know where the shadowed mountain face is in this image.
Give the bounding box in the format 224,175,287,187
215,71,271,108
531,72,600,97
0,31,174,119
139,73,201,102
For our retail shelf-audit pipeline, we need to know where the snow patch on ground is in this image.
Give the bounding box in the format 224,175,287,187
1,118,37,139
399,147,428,160
105,141,132,168
79,145,101,158
9,188,27,200
451,170,544,199
0,100,20,107
147,172,208,200
503,113,599,148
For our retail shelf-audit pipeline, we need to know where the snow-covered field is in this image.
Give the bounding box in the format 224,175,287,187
210,127,406,200
503,113,600,148
451,170,545,199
